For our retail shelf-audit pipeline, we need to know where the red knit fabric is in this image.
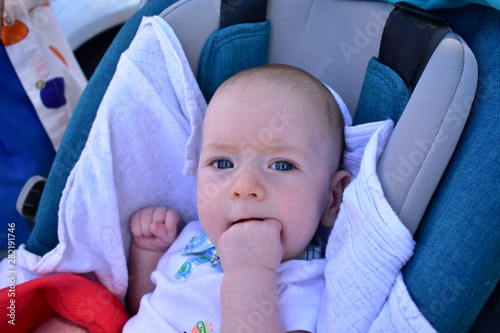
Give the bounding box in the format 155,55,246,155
0,273,129,332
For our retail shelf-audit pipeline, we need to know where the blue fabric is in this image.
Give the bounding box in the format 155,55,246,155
197,20,270,102
0,42,55,247
404,5,500,333
367,0,500,10
353,57,411,125
26,0,181,256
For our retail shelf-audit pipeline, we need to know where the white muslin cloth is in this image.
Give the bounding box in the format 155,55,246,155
0,16,204,300
317,119,436,332
0,15,435,332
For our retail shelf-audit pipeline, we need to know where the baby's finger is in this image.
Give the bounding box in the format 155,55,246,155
267,218,283,233
137,208,156,237
164,209,180,237
130,208,153,237
152,207,168,223
130,211,142,237
149,221,168,237
150,221,176,245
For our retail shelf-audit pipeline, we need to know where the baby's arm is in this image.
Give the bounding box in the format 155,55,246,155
218,220,306,333
128,207,179,315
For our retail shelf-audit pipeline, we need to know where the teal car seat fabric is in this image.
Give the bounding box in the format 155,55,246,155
0,43,56,247
25,0,181,256
197,20,270,102
367,0,500,10
353,57,411,125
404,5,500,333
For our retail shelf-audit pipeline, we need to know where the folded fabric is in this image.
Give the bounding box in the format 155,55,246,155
0,273,129,332
318,119,436,332
0,16,205,300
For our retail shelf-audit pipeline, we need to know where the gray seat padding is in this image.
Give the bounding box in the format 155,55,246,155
378,32,478,234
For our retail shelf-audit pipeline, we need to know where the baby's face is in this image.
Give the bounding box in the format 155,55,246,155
197,86,336,261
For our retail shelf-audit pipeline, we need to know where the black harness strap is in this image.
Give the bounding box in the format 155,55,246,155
379,2,450,90
220,0,268,29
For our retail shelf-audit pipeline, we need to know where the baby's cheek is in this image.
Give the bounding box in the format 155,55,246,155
198,214,220,245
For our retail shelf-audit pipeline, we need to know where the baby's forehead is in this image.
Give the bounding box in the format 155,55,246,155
207,88,320,124
205,97,335,145
209,70,342,128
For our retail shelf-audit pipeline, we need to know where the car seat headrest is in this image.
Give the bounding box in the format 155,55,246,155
377,30,478,235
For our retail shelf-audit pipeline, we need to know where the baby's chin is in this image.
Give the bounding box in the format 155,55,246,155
281,238,318,262
281,250,304,263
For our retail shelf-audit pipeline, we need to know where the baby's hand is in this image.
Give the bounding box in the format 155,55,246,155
130,207,179,252
217,219,283,273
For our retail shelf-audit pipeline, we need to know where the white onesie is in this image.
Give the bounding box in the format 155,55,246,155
124,221,326,333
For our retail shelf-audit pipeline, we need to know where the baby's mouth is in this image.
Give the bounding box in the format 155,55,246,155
232,218,264,225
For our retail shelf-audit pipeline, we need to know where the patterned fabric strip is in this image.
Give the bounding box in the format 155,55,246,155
175,230,323,281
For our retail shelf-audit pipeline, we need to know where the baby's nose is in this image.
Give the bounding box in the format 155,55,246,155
229,170,266,200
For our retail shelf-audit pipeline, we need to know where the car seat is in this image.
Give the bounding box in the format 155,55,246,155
22,0,499,332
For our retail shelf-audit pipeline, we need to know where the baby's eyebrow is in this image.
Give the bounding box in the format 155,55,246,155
258,143,309,159
202,141,309,160
201,142,240,154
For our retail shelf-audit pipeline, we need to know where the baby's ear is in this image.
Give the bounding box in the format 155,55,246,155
320,170,351,228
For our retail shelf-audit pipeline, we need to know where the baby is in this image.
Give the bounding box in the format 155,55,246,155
125,64,350,333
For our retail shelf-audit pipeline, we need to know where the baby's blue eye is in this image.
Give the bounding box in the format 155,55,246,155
270,161,294,171
211,159,234,169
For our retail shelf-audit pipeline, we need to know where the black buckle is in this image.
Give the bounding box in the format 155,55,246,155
16,175,46,228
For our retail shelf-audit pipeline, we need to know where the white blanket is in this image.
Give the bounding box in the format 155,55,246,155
1,16,204,300
317,120,436,332
0,16,435,331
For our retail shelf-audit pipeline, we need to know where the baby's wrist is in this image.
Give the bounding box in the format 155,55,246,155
131,239,170,253
222,263,279,276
